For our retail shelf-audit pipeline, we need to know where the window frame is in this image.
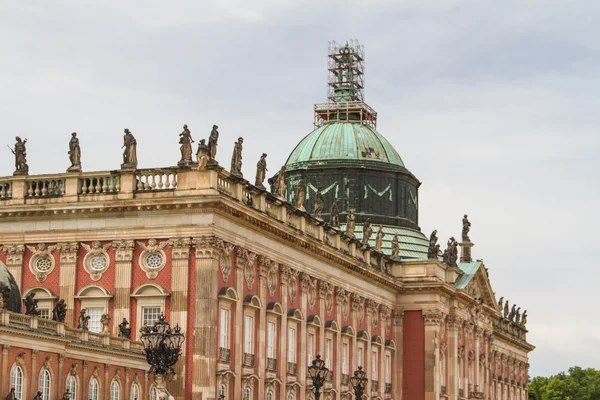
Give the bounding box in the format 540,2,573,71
130,383,140,400
39,368,51,400
287,324,297,363
66,375,77,400
89,377,100,400
10,365,24,400
110,380,120,400
220,308,230,349
244,314,254,355
267,320,276,359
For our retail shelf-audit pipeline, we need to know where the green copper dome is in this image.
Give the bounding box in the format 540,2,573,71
285,122,405,171
0,260,22,313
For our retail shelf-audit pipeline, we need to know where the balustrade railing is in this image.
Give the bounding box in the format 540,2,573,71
88,331,104,345
135,169,177,192
26,178,64,197
217,175,232,195
8,312,31,329
80,174,120,194
0,182,11,199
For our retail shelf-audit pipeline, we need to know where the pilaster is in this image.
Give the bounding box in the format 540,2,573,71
1,345,9,395
257,256,270,400
447,316,460,400
57,242,79,325
392,309,403,400
30,349,39,398
423,310,444,400
111,240,135,333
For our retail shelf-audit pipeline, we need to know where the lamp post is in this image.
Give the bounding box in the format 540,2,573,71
140,313,185,399
350,366,368,400
307,355,329,400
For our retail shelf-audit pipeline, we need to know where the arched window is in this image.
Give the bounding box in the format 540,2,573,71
149,387,157,400
243,388,251,400
10,365,24,400
110,381,120,400
39,369,51,400
266,390,274,400
130,383,140,400
89,378,99,400
66,376,77,400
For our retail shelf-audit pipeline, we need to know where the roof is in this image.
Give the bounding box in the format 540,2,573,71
455,261,483,289
0,260,22,313
345,223,429,259
285,122,405,169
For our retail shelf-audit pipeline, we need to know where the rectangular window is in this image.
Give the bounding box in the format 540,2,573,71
288,327,296,362
38,308,50,320
372,350,378,380
142,307,162,328
87,307,104,334
307,333,314,364
267,322,276,358
342,343,349,374
358,344,364,368
219,309,229,349
325,338,332,369
385,352,392,383
244,315,253,354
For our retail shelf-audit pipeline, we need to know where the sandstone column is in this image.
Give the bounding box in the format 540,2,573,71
111,240,135,333
392,309,403,400
423,310,443,400
1,245,24,290
475,326,482,393
57,242,79,326
167,238,191,399
30,350,38,398
278,264,290,400
447,316,460,400
1,345,9,395
256,256,271,400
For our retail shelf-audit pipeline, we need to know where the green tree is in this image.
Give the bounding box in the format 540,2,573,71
529,367,600,400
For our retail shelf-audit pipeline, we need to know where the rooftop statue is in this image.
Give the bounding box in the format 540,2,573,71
330,198,341,227
273,166,286,199
498,297,504,312
503,301,509,319
313,188,324,219
24,292,39,317
462,214,471,242
208,125,219,163
345,209,356,238
196,139,209,170
294,179,306,211
121,129,138,169
427,230,439,260
52,299,67,323
230,137,244,177
67,132,81,172
255,153,267,189
178,124,194,166
375,226,385,251
446,237,458,267
10,136,28,175
391,233,400,257
521,310,528,327
515,307,521,324
362,218,373,246
509,304,517,322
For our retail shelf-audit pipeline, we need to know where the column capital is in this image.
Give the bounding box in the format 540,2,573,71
423,309,445,326
257,255,270,278
111,240,135,261
393,308,404,326
168,237,191,260
192,236,221,258
57,242,79,263
0,244,25,265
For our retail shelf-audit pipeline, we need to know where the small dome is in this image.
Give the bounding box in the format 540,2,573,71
285,122,406,171
0,260,22,313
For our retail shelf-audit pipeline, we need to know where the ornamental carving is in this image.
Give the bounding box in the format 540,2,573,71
137,239,169,279
366,299,378,327
458,346,465,360
82,241,112,281
351,293,364,322
69,363,77,376
1,244,25,265
92,365,100,379
268,261,278,296
287,268,298,302
393,308,404,326
301,273,317,308
168,237,191,260
15,352,26,368
111,239,135,262
57,242,79,264
43,356,51,369
27,243,57,282
440,341,448,354
479,354,486,364
217,242,235,282
257,255,270,278
422,310,444,325
192,236,220,258
237,247,257,290
380,305,391,332
468,350,476,362
280,264,291,285
335,287,349,318
318,281,333,314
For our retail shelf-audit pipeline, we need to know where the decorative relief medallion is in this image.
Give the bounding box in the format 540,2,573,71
318,281,333,314
27,243,57,282
136,239,168,279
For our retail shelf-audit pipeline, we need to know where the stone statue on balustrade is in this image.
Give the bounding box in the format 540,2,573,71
10,136,28,175
313,188,324,219
375,226,385,250
52,299,67,323
207,125,219,163
362,218,373,246
427,230,440,260
178,125,195,166
255,153,267,189
272,166,286,199
119,318,131,339
67,132,82,172
196,139,209,170
294,179,306,211
462,214,471,242
445,237,458,267
61,390,72,400
77,308,90,330
121,129,138,169
24,292,39,317
391,233,400,257
345,209,356,238
32,391,43,400
101,313,111,334
230,137,244,177
5,388,16,400
330,198,341,227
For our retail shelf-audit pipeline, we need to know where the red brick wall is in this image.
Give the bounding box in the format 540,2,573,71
403,310,425,400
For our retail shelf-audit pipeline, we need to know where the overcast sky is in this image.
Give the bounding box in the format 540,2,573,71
1,0,599,377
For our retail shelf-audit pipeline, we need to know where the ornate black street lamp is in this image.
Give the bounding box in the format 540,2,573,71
307,355,329,400
140,313,185,399
350,366,368,400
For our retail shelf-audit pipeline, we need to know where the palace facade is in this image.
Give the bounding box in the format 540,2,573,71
0,41,533,400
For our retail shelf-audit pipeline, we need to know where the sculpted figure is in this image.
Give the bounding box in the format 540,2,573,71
375,226,385,250
101,313,111,334
330,198,341,227
11,136,28,175
52,299,67,322
313,188,324,218
273,166,286,199
61,390,72,400
521,310,528,327
427,230,439,259
67,132,82,172
391,233,400,256
462,214,471,242
515,307,521,324
230,137,243,177
196,139,209,170
119,318,131,339
208,125,219,162
121,129,138,169
509,305,516,322
255,153,267,188
24,292,39,317
445,237,458,267
294,179,306,211
498,297,504,312
178,124,194,165
362,218,373,245
77,309,90,330
5,388,16,400
345,209,356,237
32,391,43,400
503,301,509,319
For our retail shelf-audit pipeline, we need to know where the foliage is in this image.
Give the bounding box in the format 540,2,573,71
529,367,600,400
